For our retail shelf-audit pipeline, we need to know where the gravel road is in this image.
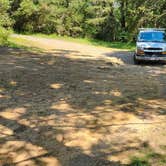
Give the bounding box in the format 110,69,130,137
12,34,134,65
0,35,166,166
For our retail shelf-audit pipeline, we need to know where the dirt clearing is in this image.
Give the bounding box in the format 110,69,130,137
0,35,166,166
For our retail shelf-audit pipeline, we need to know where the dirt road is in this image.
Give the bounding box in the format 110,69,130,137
11,34,134,65
0,35,166,166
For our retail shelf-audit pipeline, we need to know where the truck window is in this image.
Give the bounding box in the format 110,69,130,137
138,31,166,42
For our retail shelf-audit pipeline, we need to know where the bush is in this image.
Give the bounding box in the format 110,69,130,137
0,27,10,45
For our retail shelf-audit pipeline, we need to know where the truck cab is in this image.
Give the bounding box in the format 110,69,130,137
134,28,166,64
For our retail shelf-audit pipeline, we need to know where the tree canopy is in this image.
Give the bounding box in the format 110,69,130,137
1,0,166,41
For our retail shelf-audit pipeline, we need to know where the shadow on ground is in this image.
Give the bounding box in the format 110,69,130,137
0,47,166,165
104,51,134,65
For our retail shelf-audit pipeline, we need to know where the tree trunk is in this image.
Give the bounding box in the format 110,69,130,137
120,0,126,31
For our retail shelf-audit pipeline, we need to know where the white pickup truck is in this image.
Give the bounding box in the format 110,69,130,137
134,28,166,64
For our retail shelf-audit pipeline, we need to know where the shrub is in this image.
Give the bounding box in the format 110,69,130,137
0,27,10,45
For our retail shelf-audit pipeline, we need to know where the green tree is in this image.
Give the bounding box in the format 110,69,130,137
85,0,116,40
0,0,12,27
2,0,166,42
0,0,12,44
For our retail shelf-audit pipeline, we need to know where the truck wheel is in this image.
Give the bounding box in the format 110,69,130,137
134,54,140,65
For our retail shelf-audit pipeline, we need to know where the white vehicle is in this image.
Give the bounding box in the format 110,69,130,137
134,28,166,64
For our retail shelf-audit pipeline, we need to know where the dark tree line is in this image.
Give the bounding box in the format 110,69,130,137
0,0,166,42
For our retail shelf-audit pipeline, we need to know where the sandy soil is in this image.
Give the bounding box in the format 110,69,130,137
0,35,166,166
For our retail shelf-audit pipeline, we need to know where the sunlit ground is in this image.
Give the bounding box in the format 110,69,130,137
0,37,166,165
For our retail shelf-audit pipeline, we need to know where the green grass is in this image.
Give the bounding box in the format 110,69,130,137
130,157,150,166
19,33,135,51
130,149,166,166
7,35,43,52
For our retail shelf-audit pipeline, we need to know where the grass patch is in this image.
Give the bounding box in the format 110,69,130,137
18,33,136,51
0,27,10,46
130,148,166,166
7,35,44,53
130,156,150,166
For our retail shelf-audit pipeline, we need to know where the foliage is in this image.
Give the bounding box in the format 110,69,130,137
0,27,10,45
0,0,12,45
1,0,166,42
0,0,12,27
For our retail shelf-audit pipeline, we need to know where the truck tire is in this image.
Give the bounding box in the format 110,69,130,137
134,54,140,65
